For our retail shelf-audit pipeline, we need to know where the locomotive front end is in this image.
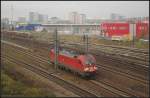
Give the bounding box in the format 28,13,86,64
78,54,98,76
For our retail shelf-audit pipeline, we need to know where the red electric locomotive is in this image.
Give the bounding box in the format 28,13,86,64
50,48,98,77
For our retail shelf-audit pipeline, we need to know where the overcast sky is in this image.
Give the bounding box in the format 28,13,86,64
1,1,149,20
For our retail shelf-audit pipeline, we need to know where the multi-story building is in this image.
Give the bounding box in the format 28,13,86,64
50,17,59,24
110,13,125,20
69,12,87,24
29,12,39,24
17,17,26,23
38,14,48,24
79,14,86,24
69,12,80,24
29,12,48,24
1,18,9,24
1,18,10,29
42,15,48,23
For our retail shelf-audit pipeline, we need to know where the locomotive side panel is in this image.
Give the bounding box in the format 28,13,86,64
58,54,83,72
50,50,84,73
49,49,97,77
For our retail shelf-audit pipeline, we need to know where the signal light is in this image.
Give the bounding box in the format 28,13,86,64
94,67,98,70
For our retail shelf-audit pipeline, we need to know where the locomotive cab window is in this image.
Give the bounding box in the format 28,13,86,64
85,60,95,65
84,54,96,65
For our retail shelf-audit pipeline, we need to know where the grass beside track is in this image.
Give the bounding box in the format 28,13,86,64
1,63,56,97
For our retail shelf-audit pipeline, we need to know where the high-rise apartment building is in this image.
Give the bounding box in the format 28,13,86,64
17,17,26,23
110,13,125,20
29,12,39,24
29,12,48,24
79,14,86,24
69,12,86,24
69,12,80,24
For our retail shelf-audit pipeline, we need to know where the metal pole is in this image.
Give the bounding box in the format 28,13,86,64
83,32,86,53
83,30,89,54
54,28,58,69
86,34,88,54
132,23,134,48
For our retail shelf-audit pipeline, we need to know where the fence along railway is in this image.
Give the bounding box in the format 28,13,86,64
0,30,149,96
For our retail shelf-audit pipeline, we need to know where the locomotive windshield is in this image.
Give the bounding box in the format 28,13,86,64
85,60,95,65
84,54,96,65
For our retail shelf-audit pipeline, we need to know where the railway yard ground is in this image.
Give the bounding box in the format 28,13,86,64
1,30,149,97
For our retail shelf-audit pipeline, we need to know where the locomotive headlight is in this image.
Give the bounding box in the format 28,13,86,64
94,67,98,70
84,67,89,71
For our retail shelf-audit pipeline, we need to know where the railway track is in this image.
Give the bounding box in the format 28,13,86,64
95,54,149,81
2,30,149,63
3,34,149,67
60,45,149,79
95,66,149,97
2,55,97,97
2,37,149,80
61,41,149,63
2,43,127,97
2,38,149,80
1,40,149,96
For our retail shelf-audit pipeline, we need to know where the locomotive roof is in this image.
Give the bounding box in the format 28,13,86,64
50,46,85,57
60,48,80,58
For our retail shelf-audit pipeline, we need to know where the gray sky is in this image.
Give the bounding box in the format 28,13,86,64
1,1,149,21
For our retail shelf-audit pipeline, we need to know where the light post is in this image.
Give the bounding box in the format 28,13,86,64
132,22,135,48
